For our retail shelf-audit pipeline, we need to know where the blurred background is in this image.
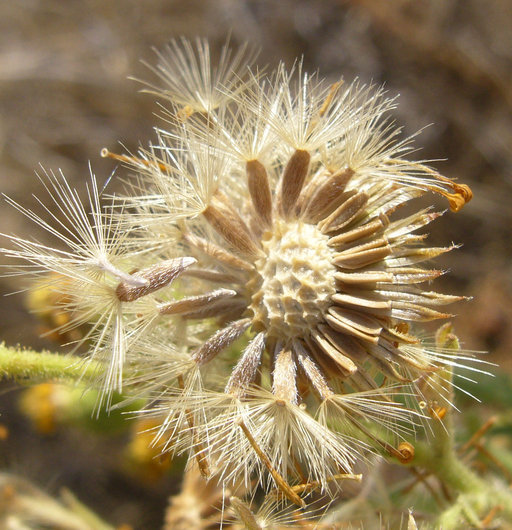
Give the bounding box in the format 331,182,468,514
0,0,511,527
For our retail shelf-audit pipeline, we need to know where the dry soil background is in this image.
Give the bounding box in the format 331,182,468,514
0,1,511,527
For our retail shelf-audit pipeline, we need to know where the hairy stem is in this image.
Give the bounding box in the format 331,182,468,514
396,324,512,527
0,342,99,383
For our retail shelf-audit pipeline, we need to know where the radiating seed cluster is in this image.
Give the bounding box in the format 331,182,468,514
1,37,477,500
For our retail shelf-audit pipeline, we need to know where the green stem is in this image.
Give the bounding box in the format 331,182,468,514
394,324,512,527
0,342,99,383
412,408,483,494
411,436,484,492
395,419,512,528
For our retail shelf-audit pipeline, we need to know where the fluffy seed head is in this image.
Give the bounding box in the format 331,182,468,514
2,38,477,498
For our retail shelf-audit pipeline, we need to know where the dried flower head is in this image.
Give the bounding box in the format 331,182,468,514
2,38,476,500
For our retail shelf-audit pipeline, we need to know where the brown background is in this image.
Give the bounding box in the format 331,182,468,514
0,1,511,527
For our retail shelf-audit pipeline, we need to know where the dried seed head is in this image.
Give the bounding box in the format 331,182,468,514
1,37,480,500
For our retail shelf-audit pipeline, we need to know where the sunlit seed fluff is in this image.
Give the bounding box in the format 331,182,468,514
139,36,259,115
2,38,476,499
104,39,475,494
1,170,133,404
